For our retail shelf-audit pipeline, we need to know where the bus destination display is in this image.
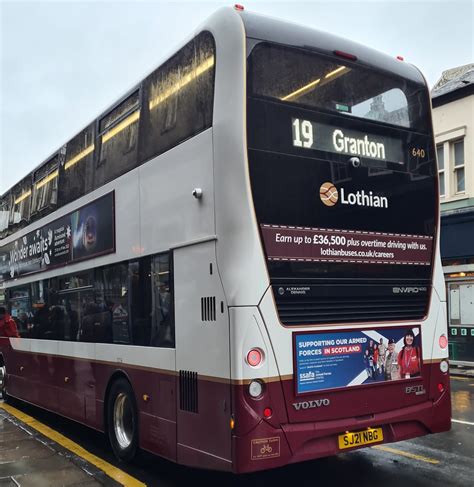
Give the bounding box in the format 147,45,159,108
292,117,404,162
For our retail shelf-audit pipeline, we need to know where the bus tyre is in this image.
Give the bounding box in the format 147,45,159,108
107,378,138,462
0,365,8,402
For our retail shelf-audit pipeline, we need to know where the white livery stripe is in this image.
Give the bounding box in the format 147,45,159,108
8,337,176,373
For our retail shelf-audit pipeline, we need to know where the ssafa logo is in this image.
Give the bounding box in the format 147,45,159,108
319,182,339,207
319,181,389,209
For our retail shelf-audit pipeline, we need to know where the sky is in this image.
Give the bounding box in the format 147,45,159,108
0,0,473,194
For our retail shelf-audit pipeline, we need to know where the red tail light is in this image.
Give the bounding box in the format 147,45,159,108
247,348,263,367
234,4,244,10
438,383,445,393
439,335,448,349
263,407,273,418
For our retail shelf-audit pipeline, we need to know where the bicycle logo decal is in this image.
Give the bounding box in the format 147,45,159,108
251,437,280,461
260,444,273,454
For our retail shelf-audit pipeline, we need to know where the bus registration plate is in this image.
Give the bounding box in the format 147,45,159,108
338,428,383,449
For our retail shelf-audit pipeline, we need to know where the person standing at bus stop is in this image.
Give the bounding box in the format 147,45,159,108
0,307,20,338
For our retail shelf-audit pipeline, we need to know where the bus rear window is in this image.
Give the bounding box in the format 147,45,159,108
248,43,430,133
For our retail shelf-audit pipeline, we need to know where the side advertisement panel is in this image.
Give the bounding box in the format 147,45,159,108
295,326,422,394
0,192,115,283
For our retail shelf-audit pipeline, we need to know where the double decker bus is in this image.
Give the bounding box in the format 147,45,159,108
0,6,450,473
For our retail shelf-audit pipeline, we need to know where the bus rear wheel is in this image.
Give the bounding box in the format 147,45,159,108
0,363,9,402
107,378,138,462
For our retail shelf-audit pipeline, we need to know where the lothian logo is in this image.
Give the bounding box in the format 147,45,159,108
319,181,389,209
319,182,339,207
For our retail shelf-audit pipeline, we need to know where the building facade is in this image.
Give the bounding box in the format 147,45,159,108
432,63,474,365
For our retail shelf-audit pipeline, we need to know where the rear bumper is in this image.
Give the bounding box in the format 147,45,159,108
232,387,451,474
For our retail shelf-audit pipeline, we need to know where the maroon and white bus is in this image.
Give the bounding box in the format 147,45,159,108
0,6,450,473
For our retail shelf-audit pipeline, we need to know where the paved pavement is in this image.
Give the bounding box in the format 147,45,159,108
0,405,119,487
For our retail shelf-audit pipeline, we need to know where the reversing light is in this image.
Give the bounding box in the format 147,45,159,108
333,50,357,61
247,348,263,367
438,383,445,393
263,407,273,418
440,360,449,373
439,335,448,349
249,380,264,398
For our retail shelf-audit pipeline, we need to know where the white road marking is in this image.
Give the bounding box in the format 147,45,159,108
452,418,474,426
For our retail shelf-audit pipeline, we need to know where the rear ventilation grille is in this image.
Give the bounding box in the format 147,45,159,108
201,296,216,321
179,371,198,413
274,283,430,325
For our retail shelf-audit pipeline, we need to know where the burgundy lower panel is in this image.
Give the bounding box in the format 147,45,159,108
0,340,177,461
140,412,176,462
231,363,451,473
1,342,231,468
177,443,232,472
280,363,440,424
177,378,232,471
1,338,452,475
3,345,34,404
56,357,95,423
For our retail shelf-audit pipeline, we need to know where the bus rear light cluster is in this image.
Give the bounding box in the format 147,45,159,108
439,335,448,349
247,348,263,367
440,360,449,374
248,380,264,398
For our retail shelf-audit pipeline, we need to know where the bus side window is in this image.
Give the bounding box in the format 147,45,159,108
59,124,96,206
97,263,130,345
8,285,31,338
95,91,140,188
9,176,32,232
150,253,174,348
0,194,11,238
30,155,58,223
139,31,215,164
129,258,152,346
3,256,174,347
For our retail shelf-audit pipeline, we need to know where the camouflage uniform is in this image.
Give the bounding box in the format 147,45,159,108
385,350,400,380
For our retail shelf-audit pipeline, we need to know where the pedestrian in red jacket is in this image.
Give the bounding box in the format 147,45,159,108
0,307,20,338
